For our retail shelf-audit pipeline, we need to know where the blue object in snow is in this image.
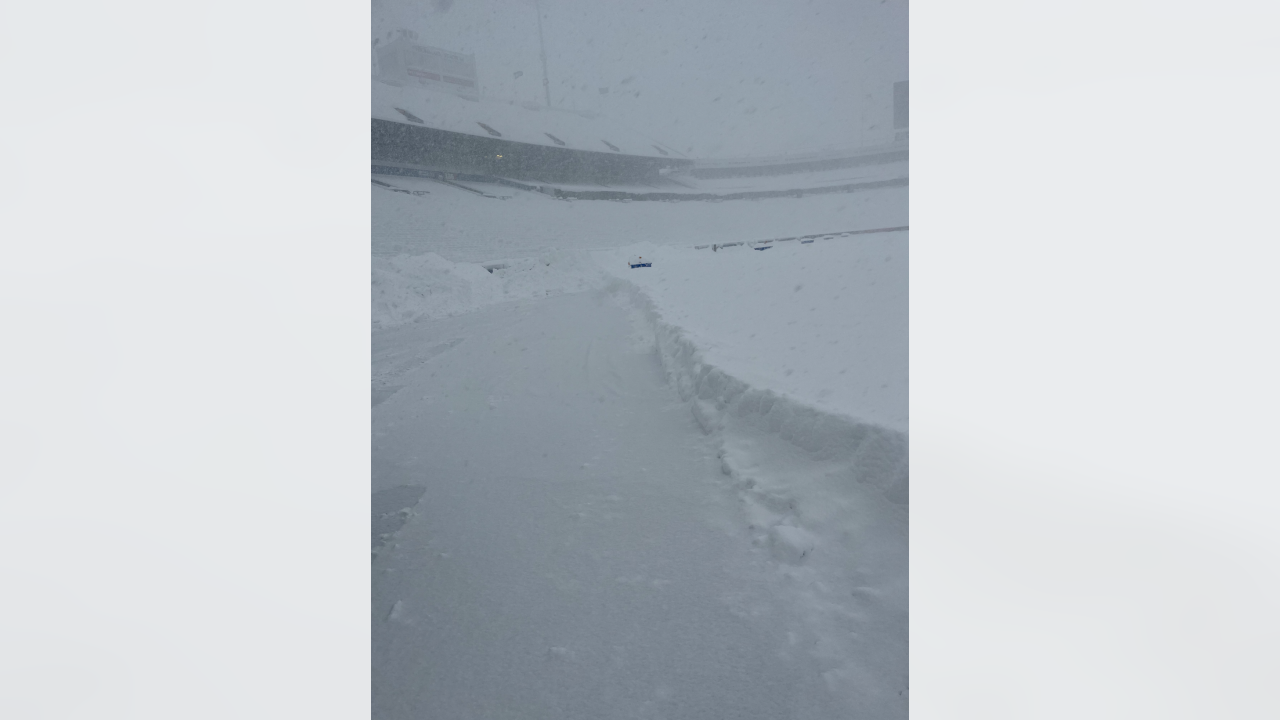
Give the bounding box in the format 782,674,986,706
800,239,815,244
629,256,652,268
630,262,652,268
753,245,773,251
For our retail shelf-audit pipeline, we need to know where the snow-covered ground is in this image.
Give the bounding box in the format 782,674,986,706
372,182,907,717
372,175,908,260
510,159,908,196
595,238,907,431
372,248,606,329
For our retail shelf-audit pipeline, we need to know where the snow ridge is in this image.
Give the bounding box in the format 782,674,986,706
616,279,908,506
611,278,909,716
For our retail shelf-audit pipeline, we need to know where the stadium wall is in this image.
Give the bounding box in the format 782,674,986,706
372,119,692,185
691,143,907,179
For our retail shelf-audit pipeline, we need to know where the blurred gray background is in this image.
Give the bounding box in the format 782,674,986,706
2,0,1280,712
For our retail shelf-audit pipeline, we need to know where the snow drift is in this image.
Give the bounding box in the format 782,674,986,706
371,227,908,715
597,237,908,712
598,239,909,509
372,249,606,329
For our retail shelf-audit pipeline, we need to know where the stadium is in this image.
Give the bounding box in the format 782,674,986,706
372,36,907,200
370,29,910,720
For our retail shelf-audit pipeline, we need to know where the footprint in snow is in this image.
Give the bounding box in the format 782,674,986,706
388,600,410,624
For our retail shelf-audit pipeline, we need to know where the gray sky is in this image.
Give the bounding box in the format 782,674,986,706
373,0,907,157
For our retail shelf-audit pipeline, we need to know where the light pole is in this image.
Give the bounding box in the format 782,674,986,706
534,0,551,107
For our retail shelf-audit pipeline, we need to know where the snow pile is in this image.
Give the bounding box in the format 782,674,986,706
369,217,908,713
595,236,907,521
598,237,908,709
595,236,907,431
487,248,605,302
372,253,502,329
372,249,606,329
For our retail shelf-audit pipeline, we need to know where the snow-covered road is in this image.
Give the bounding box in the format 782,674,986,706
372,290,874,719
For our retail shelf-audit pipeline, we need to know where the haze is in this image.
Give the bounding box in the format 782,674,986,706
372,0,908,157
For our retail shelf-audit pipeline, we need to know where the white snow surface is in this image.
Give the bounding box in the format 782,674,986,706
372,248,605,329
372,181,907,718
373,209,906,433
372,175,908,260
596,237,907,432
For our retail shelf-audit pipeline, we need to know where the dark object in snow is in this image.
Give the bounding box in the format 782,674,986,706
476,122,503,137
753,245,773,251
544,132,566,146
371,178,430,196
691,227,910,251
601,139,621,152
394,107,424,124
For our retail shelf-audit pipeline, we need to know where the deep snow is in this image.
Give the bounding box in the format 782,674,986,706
373,219,906,433
595,237,907,431
372,290,906,718
372,181,907,717
373,293,880,718
372,174,908,260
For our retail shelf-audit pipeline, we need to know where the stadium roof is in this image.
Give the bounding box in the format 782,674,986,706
373,81,684,161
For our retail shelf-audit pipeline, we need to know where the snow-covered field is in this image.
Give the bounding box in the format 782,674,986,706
372,174,908,260
372,248,606,329
595,238,906,431
512,158,908,196
372,182,907,717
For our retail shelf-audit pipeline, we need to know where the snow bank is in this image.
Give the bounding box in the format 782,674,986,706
595,236,907,431
372,252,501,329
372,249,606,329
599,236,908,710
373,237,907,497
370,230,908,712
374,237,908,495
600,244,909,508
